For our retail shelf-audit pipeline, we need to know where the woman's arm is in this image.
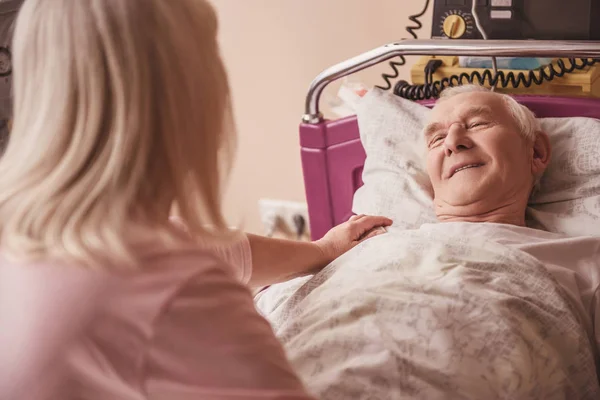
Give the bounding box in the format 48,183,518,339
246,235,326,287
170,214,391,288
247,215,392,288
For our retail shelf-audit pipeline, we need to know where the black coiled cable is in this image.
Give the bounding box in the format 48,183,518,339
376,0,431,91
393,57,599,100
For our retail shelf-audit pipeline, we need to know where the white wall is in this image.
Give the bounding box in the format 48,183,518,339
212,0,433,233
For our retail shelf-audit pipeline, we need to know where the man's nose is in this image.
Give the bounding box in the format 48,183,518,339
444,123,473,156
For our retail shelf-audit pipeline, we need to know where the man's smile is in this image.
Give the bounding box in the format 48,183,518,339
448,163,485,178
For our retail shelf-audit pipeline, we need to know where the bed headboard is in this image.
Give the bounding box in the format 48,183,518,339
300,95,600,240
299,39,600,240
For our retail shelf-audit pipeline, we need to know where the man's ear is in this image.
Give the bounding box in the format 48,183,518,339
531,131,551,175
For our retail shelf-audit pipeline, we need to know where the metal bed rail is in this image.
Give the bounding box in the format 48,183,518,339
302,39,600,124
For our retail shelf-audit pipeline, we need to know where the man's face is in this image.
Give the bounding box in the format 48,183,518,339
424,91,536,219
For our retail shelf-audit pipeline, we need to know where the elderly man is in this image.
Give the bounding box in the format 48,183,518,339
424,85,551,225
258,85,600,400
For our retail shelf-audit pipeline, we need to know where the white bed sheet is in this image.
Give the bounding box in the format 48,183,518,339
256,223,600,400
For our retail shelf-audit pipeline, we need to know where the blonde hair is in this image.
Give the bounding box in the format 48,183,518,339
0,0,235,268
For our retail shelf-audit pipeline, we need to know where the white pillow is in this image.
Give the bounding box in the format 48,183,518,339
353,89,600,237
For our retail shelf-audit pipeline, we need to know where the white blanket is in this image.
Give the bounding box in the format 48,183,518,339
257,228,600,400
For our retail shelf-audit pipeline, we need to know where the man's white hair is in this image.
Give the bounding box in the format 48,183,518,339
439,85,540,143
437,85,544,192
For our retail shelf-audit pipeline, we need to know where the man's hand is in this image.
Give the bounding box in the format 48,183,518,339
316,215,393,263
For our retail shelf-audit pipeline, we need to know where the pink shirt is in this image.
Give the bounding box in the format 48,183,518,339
0,235,314,400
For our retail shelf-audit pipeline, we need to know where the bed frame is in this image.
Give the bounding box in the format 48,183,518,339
300,39,600,240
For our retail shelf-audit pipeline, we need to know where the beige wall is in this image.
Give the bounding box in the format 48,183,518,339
212,0,432,233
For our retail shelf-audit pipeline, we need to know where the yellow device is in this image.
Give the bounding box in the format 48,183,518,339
410,56,600,98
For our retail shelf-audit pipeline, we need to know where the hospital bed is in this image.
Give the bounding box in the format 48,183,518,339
299,39,600,240
255,39,600,399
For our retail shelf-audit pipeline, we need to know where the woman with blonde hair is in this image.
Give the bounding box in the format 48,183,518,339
0,0,390,399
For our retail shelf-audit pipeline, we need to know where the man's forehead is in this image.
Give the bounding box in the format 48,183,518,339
429,92,501,122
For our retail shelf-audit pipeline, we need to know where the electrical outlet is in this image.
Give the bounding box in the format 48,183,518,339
258,199,310,239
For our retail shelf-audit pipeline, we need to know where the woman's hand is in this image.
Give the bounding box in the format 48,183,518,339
315,215,392,263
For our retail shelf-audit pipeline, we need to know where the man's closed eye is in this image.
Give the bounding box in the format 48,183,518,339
468,121,490,129
429,135,446,147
